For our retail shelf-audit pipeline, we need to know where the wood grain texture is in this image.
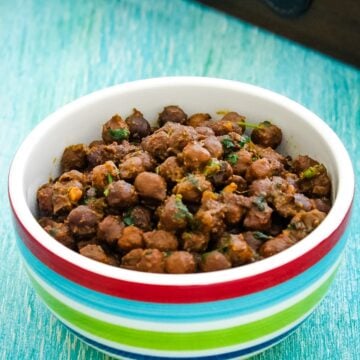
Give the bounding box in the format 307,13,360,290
0,0,359,359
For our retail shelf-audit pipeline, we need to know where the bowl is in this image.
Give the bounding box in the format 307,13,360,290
8,77,354,359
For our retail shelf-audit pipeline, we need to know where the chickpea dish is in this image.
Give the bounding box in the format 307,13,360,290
36,106,332,273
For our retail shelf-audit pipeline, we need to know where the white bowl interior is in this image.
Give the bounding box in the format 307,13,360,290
9,77,354,285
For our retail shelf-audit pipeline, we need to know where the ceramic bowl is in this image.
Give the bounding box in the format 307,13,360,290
8,77,354,359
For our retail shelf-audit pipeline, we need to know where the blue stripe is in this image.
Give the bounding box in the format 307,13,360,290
17,231,347,323
65,320,304,359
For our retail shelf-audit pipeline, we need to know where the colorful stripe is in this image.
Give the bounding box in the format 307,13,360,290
17,230,346,324
66,321,304,360
11,205,351,303
26,256,339,335
28,270,335,352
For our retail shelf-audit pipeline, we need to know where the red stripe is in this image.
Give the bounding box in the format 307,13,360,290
10,199,352,303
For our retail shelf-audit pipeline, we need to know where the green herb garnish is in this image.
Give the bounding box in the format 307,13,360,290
253,231,271,241
108,128,130,141
189,218,201,231
103,174,113,197
287,222,297,230
238,135,251,148
252,195,266,211
123,210,135,226
174,195,193,221
238,121,260,129
300,164,323,180
262,120,272,127
182,232,192,240
238,121,272,129
226,153,239,165
221,137,236,151
203,159,221,176
186,174,201,191
201,252,210,261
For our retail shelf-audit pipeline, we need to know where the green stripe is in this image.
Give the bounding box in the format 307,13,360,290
28,270,336,351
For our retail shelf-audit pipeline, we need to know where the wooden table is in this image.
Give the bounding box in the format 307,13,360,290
1,0,359,359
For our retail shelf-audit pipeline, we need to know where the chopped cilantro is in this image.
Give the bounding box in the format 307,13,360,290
252,195,266,211
287,223,297,230
201,252,210,261
253,231,271,241
238,135,251,148
174,195,193,221
226,153,239,165
221,137,236,151
262,120,272,127
238,121,259,129
122,209,135,226
300,165,323,179
189,218,201,231
103,175,113,196
239,121,272,129
108,128,130,141
186,174,201,190
203,159,221,176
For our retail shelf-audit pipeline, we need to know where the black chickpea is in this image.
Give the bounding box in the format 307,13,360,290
37,106,332,273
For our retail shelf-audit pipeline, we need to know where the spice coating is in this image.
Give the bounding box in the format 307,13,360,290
36,107,332,273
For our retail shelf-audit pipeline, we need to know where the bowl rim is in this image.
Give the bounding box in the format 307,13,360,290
8,76,355,286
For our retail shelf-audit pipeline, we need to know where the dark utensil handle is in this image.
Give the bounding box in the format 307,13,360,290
263,0,312,17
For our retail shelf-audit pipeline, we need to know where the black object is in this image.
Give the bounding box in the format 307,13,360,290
197,0,360,68
263,0,312,17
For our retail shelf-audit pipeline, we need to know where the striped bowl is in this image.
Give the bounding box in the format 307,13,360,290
8,77,354,359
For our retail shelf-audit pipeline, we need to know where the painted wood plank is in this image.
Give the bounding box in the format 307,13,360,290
1,0,359,359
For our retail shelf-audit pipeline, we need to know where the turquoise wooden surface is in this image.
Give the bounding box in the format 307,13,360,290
1,0,359,359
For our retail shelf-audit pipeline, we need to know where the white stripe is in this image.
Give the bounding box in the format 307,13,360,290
38,301,323,358
25,256,340,334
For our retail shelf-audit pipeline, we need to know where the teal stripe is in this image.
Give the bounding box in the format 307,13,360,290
28,269,337,351
17,231,347,323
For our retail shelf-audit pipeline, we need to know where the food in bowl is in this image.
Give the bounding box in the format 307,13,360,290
36,105,332,273
9,78,354,360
